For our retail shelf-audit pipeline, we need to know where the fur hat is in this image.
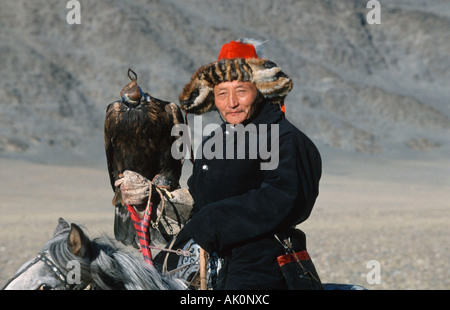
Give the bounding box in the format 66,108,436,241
179,39,293,114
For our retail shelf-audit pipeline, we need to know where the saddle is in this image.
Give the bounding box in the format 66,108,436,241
157,238,223,290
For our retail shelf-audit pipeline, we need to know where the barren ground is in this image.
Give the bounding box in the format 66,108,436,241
1,153,448,290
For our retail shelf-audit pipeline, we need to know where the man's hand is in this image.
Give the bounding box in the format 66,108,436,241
115,170,150,210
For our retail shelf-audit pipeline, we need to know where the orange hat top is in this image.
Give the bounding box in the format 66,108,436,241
218,40,258,60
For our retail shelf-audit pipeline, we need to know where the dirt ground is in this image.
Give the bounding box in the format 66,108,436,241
0,154,448,290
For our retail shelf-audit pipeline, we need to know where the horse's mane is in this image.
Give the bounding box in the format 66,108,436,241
42,225,186,290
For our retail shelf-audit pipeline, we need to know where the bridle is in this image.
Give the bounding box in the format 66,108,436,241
2,251,92,290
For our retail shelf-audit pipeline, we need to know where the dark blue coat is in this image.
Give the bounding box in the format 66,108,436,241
183,100,322,289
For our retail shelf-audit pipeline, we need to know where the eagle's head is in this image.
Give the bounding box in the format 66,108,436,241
120,69,148,108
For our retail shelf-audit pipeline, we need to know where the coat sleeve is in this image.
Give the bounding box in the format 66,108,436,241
182,131,322,254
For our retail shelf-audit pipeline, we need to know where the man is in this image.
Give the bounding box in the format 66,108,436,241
121,39,322,289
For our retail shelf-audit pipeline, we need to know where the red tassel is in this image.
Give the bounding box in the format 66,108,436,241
277,250,311,267
126,203,154,266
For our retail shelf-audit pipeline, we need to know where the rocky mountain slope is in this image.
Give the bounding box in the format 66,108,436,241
0,0,448,165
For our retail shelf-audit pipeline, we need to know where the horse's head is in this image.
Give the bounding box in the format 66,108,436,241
2,218,92,290
2,218,188,290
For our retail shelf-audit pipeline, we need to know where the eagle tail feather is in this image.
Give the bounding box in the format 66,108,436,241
114,201,139,248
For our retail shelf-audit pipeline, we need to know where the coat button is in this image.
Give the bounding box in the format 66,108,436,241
202,164,209,171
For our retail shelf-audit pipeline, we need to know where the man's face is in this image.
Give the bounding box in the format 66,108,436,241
213,81,258,124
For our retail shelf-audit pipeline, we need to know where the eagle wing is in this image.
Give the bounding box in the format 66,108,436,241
104,101,123,193
104,101,139,247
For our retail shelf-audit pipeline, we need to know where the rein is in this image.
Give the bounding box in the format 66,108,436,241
37,252,73,289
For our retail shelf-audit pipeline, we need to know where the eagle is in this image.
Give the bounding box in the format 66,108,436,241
104,69,184,247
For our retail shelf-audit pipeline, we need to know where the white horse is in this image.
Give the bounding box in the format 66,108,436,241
2,218,365,290
2,218,186,290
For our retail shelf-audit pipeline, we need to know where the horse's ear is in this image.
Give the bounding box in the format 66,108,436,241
54,217,70,237
67,223,90,258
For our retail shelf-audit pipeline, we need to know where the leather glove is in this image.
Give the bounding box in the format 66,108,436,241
114,170,150,210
